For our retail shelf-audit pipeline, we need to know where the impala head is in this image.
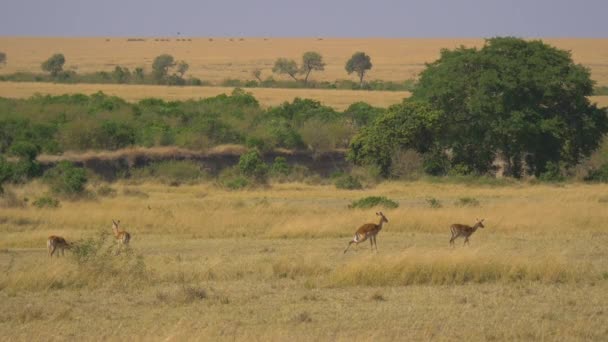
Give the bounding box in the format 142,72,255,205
112,219,120,229
376,212,389,223
476,218,485,228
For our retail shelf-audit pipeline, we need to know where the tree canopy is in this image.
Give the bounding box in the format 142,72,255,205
272,58,299,81
345,52,372,87
300,51,325,85
152,54,176,82
0,52,6,67
411,37,608,177
41,53,66,77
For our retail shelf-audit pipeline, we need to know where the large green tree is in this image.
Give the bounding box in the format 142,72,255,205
152,54,175,82
412,37,608,177
272,58,299,81
345,52,372,87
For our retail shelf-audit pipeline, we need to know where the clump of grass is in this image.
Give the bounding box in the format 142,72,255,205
272,257,330,279
0,190,27,208
598,195,608,203
371,292,386,301
96,185,117,197
334,175,363,190
455,197,480,207
426,198,442,208
293,311,313,323
330,251,591,287
349,196,399,209
32,196,61,208
122,188,149,198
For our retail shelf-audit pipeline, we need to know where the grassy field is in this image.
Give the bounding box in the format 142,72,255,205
1,180,607,340
2,37,608,85
1,81,607,110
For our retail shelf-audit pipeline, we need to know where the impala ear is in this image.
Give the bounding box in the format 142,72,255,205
112,219,117,225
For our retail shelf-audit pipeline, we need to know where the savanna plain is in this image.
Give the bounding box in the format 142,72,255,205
1,181,608,341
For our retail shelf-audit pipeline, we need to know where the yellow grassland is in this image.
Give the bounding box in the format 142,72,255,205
1,180,607,340
1,81,607,110
1,37,608,84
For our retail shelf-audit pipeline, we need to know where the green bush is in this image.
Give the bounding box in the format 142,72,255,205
33,196,61,208
349,196,399,209
455,197,480,207
132,160,204,184
238,150,268,183
43,161,88,196
270,157,290,177
585,163,608,182
426,198,442,208
538,162,566,182
335,175,363,190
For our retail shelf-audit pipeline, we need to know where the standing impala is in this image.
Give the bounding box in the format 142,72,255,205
449,218,485,246
112,219,131,255
47,235,72,257
344,212,389,253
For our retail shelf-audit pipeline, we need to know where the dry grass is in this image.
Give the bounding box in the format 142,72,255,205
0,81,410,110
0,180,607,340
2,37,608,85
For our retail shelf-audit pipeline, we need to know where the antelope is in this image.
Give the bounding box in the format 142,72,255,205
111,219,131,255
47,235,72,257
449,218,485,247
344,212,389,254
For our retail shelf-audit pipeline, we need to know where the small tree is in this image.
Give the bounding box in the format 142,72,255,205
134,67,145,82
112,66,131,84
41,53,66,77
176,61,189,78
300,51,325,85
251,68,263,82
272,58,299,81
0,52,6,67
152,54,175,82
345,52,373,87
43,161,88,196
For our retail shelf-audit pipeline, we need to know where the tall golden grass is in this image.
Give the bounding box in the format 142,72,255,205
2,37,608,84
1,180,607,340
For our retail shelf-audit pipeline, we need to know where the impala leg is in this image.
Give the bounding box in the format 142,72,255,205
49,246,56,257
464,237,469,246
373,235,378,252
344,240,355,254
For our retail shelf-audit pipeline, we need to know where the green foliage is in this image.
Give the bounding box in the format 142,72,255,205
43,161,88,196
348,100,442,177
270,157,290,177
238,150,268,183
300,51,325,84
96,185,117,197
413,37,608,177
334,175,363,190
272,58,299,81
538,162,566,182
41,53,66,77
32,196,61,208
585,162,608,183
344,102,384,128
152,54,175,82
345,52,372,86
349,196,399,209
112,66,131,84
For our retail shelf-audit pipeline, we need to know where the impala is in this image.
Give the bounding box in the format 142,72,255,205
344,212,389,253
47,235,72,257
112,219,131,255
449,218,485,246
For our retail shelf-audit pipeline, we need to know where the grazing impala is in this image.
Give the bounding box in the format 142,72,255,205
344,212,389,254
47,235,72,257
112,219,131,255
449,218,485,247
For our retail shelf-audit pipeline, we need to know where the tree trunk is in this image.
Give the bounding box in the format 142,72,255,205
359,72,365,88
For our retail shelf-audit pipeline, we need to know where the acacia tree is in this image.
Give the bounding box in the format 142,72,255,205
41,53,65,77
175,61,189,78
412,37,608,177
300,51,325,85
152,54,175,82
0,52,6,67
251,68,262,82
345,52,372,87
272,58,299,81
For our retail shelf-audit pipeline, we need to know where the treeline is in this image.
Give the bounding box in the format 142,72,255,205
0,50,416,91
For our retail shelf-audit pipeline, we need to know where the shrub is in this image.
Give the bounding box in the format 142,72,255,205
33,196,61,208
270,157,290,177
455,197,480,207
238,150,268,183
426,198,442,208
96,185,117,197
43,161,88,196
349,196,399,209
538,162,566,182
585,162,608,183
335,175,363,190
132,160,204,184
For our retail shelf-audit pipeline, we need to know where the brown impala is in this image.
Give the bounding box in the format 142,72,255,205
112,219,131,255
449,218,485,247
344,212,389,253
47,235,72,257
